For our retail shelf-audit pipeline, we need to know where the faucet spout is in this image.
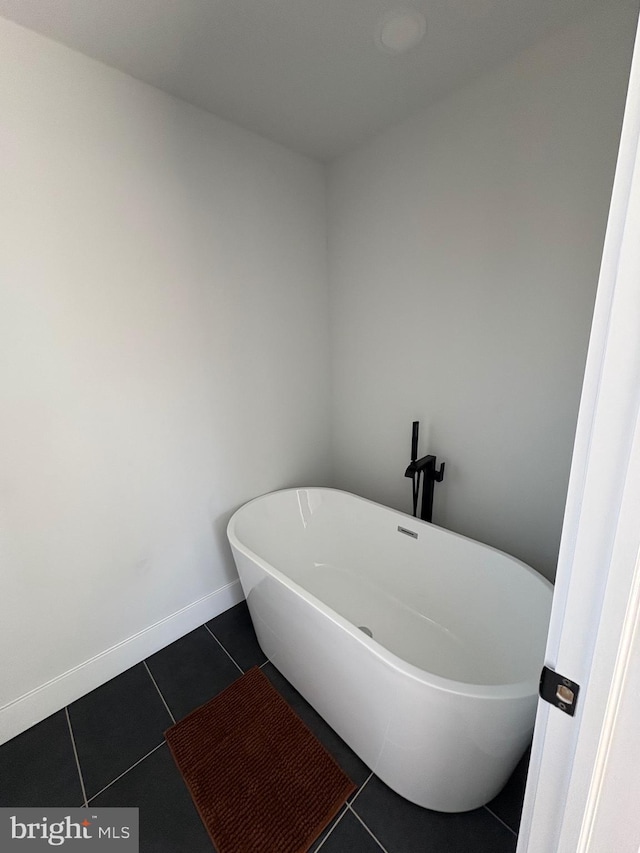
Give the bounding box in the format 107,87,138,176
405,454,437,479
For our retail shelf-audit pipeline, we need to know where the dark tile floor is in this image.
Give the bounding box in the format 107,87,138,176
0,602,529,852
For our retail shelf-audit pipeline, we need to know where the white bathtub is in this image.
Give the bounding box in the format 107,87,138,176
227,488,553,812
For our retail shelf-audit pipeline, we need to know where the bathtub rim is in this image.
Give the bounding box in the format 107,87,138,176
227,486,553,702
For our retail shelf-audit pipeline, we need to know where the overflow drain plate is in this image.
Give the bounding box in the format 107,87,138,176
358,626,373,638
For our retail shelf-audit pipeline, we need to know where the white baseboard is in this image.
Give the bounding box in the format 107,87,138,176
0,579,244,746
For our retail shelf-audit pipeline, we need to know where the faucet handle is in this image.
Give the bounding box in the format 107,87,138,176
434,461,445,482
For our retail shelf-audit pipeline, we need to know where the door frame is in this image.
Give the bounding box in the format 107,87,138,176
518,15,640,852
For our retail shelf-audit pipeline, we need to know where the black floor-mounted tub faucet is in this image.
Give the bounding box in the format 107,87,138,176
404,421,445,523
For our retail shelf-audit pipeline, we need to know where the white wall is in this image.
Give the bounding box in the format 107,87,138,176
0,18,330,742
327,5,637,580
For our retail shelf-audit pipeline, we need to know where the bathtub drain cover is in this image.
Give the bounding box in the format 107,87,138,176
358,626,373,638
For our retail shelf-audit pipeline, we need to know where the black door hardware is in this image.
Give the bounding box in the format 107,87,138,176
539,666,580,717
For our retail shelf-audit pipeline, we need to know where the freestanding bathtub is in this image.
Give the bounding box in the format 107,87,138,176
227,488,553,812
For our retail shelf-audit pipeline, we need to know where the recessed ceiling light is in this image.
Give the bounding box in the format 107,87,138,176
376,7,427,55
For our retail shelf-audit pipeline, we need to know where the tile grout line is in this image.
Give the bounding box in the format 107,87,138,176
65,707,88,808
86,742,166,805
143,660,176,724
483,805,518,838
349,771,373,806
311,805,350,851
203,623,244,674
348,804,392,853
313,772,373,851
348,775,390,853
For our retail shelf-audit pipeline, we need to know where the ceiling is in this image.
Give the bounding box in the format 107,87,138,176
0,0,622,161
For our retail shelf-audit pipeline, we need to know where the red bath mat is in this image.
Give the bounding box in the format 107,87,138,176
165,666,356,853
